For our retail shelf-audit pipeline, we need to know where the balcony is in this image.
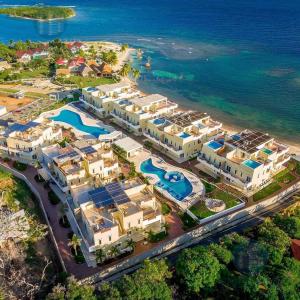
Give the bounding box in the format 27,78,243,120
143,132,184,157
197,155,252,190
110,112,140,129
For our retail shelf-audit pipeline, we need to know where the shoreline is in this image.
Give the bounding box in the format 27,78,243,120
7,13,76,22
82,40,300,155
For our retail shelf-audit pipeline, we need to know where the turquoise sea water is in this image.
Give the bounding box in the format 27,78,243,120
140,158,192,200
50,110,109,137
1,0,300,145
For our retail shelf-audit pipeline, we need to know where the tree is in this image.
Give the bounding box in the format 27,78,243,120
273,214,300,239
95,248,105,264
89,45,97,59
46,284,66,300
176,246,221,294
66,276,96,300
68,234,81,256
121,44,129,52
101,50,118,66
98,282,121,300
116,259,172,300
47,276,96,300
131,68,140,82
272,258,300,300
208,243,233,265
258,219,290,264
109,245,120,258
126,238,135,250
119,63,131,77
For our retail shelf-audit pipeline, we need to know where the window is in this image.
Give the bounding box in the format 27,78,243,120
138,219,141,225
128,222,131,228
109,235,111,242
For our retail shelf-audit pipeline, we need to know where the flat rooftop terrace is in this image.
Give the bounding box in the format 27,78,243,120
227,129,272,154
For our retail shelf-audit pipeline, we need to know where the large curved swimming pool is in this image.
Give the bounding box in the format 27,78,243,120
50,110,110,138
140,158,193,201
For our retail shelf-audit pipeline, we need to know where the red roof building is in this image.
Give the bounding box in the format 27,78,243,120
56,58,68,66
291,239,300,261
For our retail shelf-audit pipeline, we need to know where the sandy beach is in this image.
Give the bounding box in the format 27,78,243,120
118,45,300,156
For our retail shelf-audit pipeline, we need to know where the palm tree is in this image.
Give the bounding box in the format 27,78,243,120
95,248,106,264
121,44,129,52
109,245,120,258
131,68,140,82
119,63,131,77
126,239,135,250
68,234,81,256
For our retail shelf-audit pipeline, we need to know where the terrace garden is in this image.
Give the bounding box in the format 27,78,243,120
253,160,300,202
190,181,240,220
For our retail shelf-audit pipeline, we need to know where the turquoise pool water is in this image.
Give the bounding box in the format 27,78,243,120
50,110,110,138
207,140,223,150
243,159,262,169
140,158,193,200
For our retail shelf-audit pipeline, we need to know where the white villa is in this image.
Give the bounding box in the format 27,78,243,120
111,94,178,135
197,129,290,192
144,111,223,162
0,120,62,164
79,179,164,252
81,82,139,117
40,140,119,194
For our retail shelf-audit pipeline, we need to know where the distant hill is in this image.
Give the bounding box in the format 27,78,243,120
0,6,75,20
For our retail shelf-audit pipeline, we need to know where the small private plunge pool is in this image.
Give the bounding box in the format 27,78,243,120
140,158,193,201
50,110,110,138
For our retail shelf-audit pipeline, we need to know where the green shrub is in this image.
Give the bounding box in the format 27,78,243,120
162,203,171,215
13,161,27,171
148,230,168,243
179,212,198,230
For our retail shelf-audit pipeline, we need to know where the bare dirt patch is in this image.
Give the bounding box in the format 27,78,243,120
0,94,34,112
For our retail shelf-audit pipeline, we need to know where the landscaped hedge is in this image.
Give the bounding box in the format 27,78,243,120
13,161,27,171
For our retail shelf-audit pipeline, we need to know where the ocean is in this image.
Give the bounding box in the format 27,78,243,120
0,0,300,145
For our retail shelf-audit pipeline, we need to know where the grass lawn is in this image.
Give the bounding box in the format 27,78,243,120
190,201,215,219
253,181,282,202
0,87,19,93
57,76,116,88
18,67,49,79
190,186,239,220
273,168,296,184
25,91,49,99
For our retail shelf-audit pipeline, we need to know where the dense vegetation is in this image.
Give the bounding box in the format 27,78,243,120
0,168,57,299
0,6,75,20
46,199,300,300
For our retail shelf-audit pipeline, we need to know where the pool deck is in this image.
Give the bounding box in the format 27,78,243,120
128,149,205,209
39,103,122,141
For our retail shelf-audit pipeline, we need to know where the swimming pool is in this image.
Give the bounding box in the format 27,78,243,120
243,159,262,169
207,140,223,150
50,110,110,138
140,158,193,201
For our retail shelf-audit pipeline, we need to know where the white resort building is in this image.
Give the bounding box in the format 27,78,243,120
81,82,139,117
79,179,164,252
197,129,290,192
0,120,62,164
144,111,222,162
40,140,119,194
111,94,178,135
